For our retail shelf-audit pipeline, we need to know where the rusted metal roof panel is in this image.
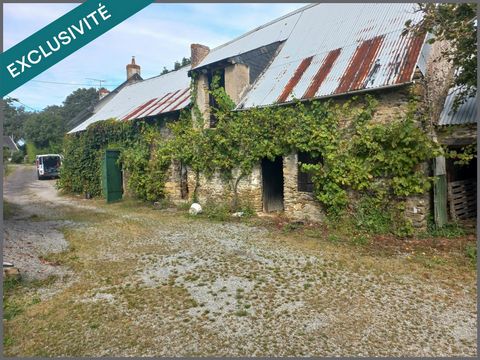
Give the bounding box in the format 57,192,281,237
238,3,426,108
438,87,477,126
69,67,191,133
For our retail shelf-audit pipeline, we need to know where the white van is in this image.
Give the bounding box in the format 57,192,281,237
36,154,62,180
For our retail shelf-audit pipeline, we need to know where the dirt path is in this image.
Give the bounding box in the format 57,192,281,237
3,165,80,280
2,165,477,356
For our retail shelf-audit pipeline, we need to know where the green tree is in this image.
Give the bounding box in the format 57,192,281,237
61,87,98,129
23,105,64,152
1,97,32,140
406,3,477,107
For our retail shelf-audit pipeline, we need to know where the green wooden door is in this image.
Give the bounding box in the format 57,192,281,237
102,150,123,203
433,156,448,227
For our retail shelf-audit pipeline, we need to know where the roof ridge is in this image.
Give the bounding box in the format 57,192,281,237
207,3,317,53
124,65,190,88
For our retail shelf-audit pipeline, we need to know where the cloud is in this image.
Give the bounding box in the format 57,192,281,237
4,3,305,110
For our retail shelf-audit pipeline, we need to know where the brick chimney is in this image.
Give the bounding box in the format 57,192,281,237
190,44,210,68
126,56,141,80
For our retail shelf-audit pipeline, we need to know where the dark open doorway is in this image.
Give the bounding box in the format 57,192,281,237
262,156,284,212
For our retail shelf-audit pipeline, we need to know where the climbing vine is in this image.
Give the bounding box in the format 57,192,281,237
60,71,441,222
167,72,441,215
58,118,168,201
444,142,477,165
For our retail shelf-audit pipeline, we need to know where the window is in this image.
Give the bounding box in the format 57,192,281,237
297,152,322,192
207,69,225,128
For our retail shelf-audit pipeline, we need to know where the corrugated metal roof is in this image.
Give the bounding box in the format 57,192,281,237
69,67,191,133
237,3,426,108
438,87,477,126
193,5,312,69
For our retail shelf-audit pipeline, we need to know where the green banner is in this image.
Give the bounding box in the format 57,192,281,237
0,0,154,97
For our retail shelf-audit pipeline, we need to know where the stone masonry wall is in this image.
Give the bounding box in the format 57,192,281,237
164,160,183,203
186,166,263,212
184,84,432,230
283,154,324,222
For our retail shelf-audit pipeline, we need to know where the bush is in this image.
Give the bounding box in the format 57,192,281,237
203,201,231,221
10,151,24,164
353,197,392,234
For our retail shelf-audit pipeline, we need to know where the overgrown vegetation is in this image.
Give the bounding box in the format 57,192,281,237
59,72,442,236
169,74,440,223
58,118,172,200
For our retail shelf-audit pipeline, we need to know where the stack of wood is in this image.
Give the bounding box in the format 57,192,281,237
448,179,477,220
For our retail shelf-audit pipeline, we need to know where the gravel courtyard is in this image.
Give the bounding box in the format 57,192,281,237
3,165,477,356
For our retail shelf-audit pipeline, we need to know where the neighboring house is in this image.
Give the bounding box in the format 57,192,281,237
69,59,192,200
69,60,190,134
176,2,456,231
3,135,19,161
66,57,144,132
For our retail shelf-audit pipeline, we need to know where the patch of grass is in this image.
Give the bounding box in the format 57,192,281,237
4,163,14,177
3,301,23,321
3,276,22,293
234,309,248,317
3,200,18,220
414,253,449,269
426,223,467,238
282,222,303,233
152,198,173,210
464,243,477,264
350,234,369,246
176,202,191,212
3,335,14,347
327,234,341,244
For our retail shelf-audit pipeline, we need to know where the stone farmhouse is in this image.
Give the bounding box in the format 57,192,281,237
70,3,477,230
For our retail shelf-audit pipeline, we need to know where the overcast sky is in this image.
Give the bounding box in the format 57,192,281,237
3,3,305,111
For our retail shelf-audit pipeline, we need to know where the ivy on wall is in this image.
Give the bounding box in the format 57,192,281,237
57,119,168,201
59,72,442,220
168,73,441,215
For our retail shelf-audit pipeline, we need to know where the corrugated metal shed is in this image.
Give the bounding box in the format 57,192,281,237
438,87,477,126
69,67,191,133
236,3,426,109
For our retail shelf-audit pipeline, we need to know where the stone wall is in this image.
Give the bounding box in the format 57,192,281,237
283,154,324,222
224,64,250,104
436,124,477,146
164,160,184,203
183,40,456,230
186,166,263,212
405,195,429,232
194,74,211,128
182,85,432,230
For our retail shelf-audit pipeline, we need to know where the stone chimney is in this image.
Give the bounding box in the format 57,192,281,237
98,87,110,100
126,56,141,80
190,44,210,68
